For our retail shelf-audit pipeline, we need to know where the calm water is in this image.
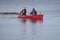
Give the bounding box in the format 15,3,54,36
0,12,60,40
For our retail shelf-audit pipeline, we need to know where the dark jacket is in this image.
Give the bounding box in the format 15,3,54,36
30,10,37,15
20,9,26,15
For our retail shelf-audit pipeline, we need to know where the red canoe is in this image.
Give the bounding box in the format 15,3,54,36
17,14,43,19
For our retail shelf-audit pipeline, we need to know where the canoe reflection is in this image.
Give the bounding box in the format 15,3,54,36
18,18,43,23
30,19,43,23
18,18,26,23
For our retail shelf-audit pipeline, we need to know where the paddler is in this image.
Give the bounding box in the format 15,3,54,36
19,7,27,15
30,8,37,15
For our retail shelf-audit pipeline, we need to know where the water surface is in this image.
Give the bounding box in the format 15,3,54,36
0,12,60,40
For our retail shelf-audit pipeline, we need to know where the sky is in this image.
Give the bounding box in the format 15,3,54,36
0,0,60,13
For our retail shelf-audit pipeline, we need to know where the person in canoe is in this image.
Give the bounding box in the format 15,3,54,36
30,8,37,15
19,7,27,15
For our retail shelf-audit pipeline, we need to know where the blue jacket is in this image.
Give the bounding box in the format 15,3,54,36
30,10,37,15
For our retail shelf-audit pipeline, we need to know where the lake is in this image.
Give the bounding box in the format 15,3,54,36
0,11,60,40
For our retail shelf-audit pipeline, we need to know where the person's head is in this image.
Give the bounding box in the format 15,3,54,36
33,8,35,10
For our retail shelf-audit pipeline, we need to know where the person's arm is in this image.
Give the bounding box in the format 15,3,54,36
18,10,23,15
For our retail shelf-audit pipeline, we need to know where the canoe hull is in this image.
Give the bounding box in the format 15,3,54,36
17,15,43,19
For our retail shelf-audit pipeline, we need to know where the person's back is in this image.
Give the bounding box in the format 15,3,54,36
30,8,37,15
22,7,26,15
19,7,27,15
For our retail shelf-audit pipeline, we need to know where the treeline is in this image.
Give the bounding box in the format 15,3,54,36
0,12,18,14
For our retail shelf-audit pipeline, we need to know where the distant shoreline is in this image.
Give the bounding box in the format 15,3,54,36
0,12,18,14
